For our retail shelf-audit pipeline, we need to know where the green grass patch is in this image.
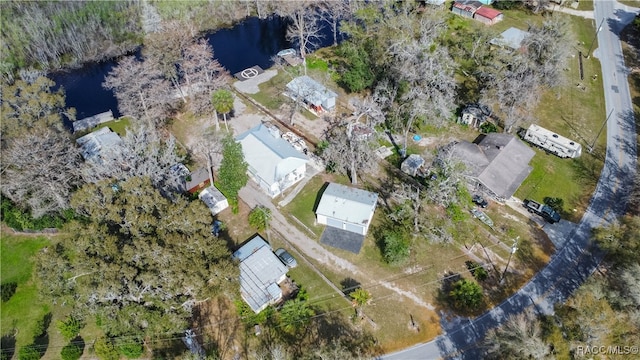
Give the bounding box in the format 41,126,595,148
516,17,606,220
1,235,50,348
282,176,328,238
306,55,329,72
74,116,131,138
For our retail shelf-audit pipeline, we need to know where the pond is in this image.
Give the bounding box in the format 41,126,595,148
52,16,339,122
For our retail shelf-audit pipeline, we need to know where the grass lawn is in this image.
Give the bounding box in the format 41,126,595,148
281,173,351,239
1,235,50,350
516,17,606,220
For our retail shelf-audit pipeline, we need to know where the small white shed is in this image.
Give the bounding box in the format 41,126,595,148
198,186,229,215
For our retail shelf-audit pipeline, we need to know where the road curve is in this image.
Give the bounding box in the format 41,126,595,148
381,1,638,359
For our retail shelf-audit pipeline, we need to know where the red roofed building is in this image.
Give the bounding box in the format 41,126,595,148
451,0,483,18
474,7,503,25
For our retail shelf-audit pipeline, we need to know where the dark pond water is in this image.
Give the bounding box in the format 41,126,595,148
52,16,339,122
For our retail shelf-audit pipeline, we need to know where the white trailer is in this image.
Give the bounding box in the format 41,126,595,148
523,124,582,158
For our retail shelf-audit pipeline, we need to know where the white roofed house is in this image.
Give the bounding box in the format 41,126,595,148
285,76,337,115
236,124,309,198
233,235,289,313
198,186,229,215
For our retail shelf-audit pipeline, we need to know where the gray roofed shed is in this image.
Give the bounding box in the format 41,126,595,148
452,133,534,199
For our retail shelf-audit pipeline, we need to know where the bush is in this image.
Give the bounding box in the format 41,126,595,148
480,121,498,134
17,344,40,360
449,279,483,311
93,337,119,360
117,339,144,359
33,313,52,338
0,282,17,302
60,343,82,360
57,316,84,341
465,261,488,281
379,228,410,265
0,197,75,230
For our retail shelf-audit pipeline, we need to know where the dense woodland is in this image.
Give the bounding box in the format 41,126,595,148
1,1,639,359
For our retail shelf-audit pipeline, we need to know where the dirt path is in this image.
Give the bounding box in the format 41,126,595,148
238,180,435,310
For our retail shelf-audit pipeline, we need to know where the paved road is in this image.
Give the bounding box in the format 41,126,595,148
382,1,638,359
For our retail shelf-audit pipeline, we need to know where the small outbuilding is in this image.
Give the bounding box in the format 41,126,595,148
185,167,212,194
316,183,378,236
490,27,530,51
233,236,289,313
459,104,490,129
285,76,337,114
198,186,229,215
451,0,484,18
473,7,503,25
401,154,427,177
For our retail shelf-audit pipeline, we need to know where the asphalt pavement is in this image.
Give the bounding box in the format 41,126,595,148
381,1,638,359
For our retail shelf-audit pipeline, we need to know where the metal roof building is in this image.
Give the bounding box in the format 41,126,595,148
236,124,309,198
490,27,530,51
285,76,337,112
316,183,378,236
75,127,122,161
233,236,288,313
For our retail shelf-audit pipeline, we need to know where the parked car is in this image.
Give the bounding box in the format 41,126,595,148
472,195,488,208
275,248,297,268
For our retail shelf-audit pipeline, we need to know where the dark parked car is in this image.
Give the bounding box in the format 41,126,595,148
472,195,488,208
275,248,297,268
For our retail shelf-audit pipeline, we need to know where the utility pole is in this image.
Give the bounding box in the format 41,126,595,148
589,107,615,154
500,237,519,285
586,17,605,58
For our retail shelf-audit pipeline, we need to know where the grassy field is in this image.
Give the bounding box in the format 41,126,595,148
1,235,50,351
515,17,606,220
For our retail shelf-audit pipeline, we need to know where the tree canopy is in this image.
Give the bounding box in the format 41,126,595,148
38,177,238,337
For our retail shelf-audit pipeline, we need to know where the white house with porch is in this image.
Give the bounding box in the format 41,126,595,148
236,124,309,198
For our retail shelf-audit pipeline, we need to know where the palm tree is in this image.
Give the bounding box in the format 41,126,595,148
211,89,234,132
279,299,314,335
350,287,371,319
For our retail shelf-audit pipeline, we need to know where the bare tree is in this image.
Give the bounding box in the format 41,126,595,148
279,2,324,75
81,120,184,197
386,15,457,152
524,14,572,89
484,309,550,359
1,128,83,218
481,52,540,133
319,0,349,46
103,56,173,123
144,20,197,102
181,39,230,130
321,115,378,185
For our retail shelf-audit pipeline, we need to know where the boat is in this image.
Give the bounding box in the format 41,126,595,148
470,208,494,227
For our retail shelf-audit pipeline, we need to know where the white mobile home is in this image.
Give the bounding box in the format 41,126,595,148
523,124,582,159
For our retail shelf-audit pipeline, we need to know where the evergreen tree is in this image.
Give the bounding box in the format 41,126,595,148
218,135,248,212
